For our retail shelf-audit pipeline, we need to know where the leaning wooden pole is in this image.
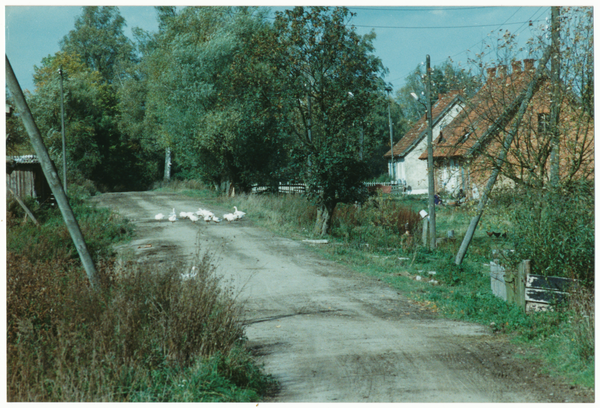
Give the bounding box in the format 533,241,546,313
549,6,562,187
6,55,100,290
454,43,555,266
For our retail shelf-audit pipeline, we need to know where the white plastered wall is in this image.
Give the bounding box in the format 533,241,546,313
391,101,464,194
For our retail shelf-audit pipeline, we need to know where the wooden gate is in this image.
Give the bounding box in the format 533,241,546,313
490,259,577,312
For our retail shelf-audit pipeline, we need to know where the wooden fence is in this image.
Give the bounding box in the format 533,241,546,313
490,260,578,312
251,183,308,194
252,181,407,195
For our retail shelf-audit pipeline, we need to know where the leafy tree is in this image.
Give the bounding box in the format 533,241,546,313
60,6,136,86
28,51,108,184
30,51,157,191
5,92,32,155
263,6,388,235
465,6,594,190
49,6,162,190
116,8,173,184
396,59,481,124
133,6,283,193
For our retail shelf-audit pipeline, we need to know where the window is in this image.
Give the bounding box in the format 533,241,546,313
437,131,445,144
538,113,550,135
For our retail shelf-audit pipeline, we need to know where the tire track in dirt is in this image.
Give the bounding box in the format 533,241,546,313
92,191,592,403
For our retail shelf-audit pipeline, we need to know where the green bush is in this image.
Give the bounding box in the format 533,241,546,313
7,194,132,264
507,181,594,282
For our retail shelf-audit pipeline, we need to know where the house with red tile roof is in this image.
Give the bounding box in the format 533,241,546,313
384,91,465,194
419,59,594,198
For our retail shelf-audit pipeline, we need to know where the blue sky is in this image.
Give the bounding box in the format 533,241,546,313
3,3,564,94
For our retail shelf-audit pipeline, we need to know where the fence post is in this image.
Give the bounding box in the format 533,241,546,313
516,260,530,310
422,217,429,247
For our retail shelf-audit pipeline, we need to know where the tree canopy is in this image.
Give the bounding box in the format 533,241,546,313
261,6,388,235
12,5,593,236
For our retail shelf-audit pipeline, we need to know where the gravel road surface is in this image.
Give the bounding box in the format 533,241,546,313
92,191,593,403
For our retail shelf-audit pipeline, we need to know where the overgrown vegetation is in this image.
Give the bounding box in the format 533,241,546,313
6,193,273,402
204,186,594,389
506,182,594,282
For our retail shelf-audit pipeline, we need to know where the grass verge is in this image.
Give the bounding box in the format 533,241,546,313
197,188,594,390
6,191,274,402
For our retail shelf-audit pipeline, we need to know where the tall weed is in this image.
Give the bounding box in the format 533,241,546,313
7,246,271,401
7,191,272,402
7,195,132,264
508,182,594,282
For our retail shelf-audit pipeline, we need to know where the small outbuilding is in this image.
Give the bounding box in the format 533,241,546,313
6,155,54,205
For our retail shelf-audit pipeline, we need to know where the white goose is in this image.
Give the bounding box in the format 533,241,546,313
223,213,237,222
188,214,199,223
197,208,215,219
233,206,246,219
155,213,165,221
168,208,177,223
181,266,198,281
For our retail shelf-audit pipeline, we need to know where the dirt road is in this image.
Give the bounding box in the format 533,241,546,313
93,191,592,403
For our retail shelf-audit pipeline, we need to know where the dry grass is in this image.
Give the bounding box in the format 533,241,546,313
230,193,317,232
567,285,595,362
7,233,268,402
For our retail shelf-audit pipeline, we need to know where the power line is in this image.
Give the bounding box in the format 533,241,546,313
347,7,493,12
352,19,544,30
450,7,547,61
450,6,527,59
385,8,548,88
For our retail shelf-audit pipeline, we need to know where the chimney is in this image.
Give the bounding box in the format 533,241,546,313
486,67,496,81
498,65,507,78
511,60,522,74
524,59,535,72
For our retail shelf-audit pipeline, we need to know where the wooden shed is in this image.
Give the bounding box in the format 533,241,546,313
6,155,54,205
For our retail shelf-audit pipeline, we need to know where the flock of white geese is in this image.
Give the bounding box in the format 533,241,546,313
154,206,246,224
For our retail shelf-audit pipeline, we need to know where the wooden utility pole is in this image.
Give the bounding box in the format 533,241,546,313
549,6,561,187
454,39,555,266
6,55,100,290
425,55,436,250
59,66,67,195
387,89,395,181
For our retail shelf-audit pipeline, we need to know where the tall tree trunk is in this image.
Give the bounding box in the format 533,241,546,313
314,200,336,236
163,147,171,181
549,6,562,187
